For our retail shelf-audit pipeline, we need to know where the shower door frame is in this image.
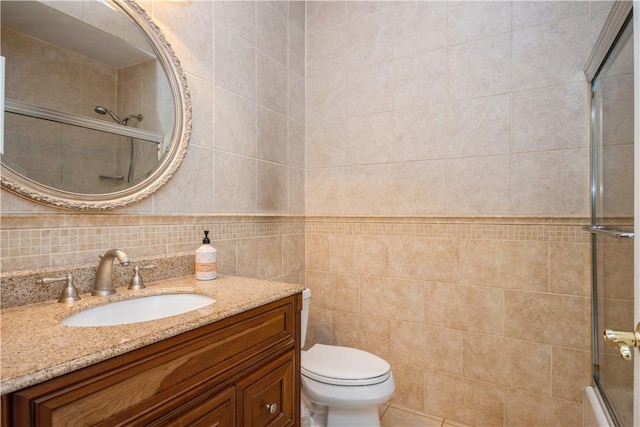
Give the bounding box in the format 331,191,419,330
634,4,639,427
585,2,639,426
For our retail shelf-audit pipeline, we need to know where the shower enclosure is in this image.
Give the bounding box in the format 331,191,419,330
584,2,638,426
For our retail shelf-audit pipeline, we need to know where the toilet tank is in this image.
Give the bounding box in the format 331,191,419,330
301,288,311,347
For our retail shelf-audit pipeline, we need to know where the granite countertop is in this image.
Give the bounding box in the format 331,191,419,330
1,275,304,395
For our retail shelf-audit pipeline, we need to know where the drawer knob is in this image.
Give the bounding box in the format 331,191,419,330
265,403,277,414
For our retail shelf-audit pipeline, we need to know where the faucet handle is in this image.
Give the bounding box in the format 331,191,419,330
37,274,81,303
128,265,156,291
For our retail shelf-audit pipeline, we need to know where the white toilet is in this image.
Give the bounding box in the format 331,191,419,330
300,289,395,427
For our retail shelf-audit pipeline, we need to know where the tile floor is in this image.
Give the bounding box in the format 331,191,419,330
380,405,468,427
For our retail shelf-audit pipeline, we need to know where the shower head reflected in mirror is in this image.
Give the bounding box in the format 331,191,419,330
94,105,122,124
94,106,143,126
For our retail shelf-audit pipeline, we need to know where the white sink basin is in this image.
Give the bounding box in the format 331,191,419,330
60,293,216,327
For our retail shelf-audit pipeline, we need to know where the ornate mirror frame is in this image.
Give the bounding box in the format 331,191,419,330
1,0,191,210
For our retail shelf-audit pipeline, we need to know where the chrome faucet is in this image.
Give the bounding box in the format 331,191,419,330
93,249,131,296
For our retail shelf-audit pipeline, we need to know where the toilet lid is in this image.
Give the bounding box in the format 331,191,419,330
301,344,391,386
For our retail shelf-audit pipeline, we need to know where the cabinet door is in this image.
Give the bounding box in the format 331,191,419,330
1,395,9,426
239,352,294,427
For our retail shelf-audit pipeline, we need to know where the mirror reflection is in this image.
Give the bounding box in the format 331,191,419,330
1,0,176,195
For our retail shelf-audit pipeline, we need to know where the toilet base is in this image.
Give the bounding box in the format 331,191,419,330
327,405,380,427
302,393,381,427
302,395,327,427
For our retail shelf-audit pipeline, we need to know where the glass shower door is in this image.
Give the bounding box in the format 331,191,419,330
590,12,635,427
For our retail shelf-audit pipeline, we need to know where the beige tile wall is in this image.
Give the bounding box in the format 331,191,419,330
305,1,596,216
303,2,612,426
212,0,305,214
305,217,592,427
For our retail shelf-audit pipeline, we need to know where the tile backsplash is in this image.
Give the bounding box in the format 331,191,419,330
1,252,194,308
1,214,305,307
1,214,303,271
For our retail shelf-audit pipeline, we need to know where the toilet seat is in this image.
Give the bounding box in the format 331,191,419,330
301,344,391,386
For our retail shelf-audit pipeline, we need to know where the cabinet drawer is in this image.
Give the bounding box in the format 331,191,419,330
239,352,295,427
147,386,235,427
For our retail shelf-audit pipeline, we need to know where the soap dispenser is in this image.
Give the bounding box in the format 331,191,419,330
195,230,217,280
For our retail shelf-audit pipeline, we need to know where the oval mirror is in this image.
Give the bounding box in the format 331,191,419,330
0,0,191,209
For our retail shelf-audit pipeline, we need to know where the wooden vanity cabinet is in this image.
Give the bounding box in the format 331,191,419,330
2,294,301,427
